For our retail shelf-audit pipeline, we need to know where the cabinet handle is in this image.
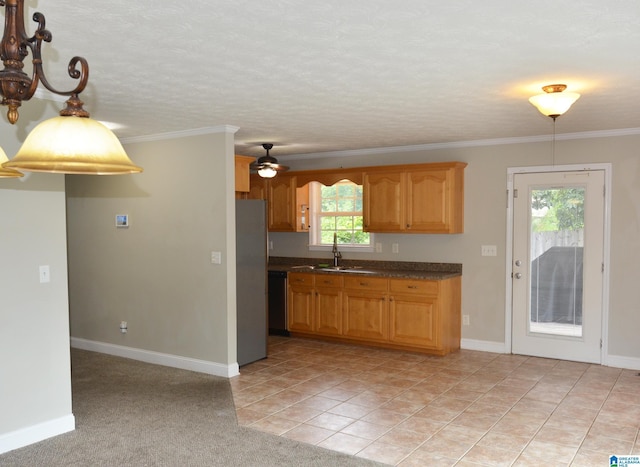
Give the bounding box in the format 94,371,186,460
406,224,411,228
408,285,418,289
360,282,369,286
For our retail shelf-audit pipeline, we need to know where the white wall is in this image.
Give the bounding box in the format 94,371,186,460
0,175,74,452
269,132,640,364
0,100,75,453
66,128,239,376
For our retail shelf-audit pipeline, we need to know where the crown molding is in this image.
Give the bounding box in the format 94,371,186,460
120,125,239,144
277,127,640,162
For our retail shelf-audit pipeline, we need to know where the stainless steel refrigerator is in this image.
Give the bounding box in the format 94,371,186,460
235,199,268,366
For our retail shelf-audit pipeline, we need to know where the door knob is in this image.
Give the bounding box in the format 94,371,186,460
515,260,522,267
514,272,522,279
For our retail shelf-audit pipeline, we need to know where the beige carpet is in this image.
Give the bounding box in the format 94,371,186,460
1,349,384,466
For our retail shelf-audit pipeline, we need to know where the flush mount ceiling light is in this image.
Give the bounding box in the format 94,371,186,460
0,0,142,175
529,84,580,120
250,143,289,179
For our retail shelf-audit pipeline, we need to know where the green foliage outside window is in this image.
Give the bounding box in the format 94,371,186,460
318,182,370,246
531,188,585,232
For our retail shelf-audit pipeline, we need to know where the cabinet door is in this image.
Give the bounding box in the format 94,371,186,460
389,293,440,349
363,172,404,232
405,169,450,232
315,287,342,336
248,174,267,200
287,272,314,332
342,291,388,341
288,284,314,332
268,175,297,231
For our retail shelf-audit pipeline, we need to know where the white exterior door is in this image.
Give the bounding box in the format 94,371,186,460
511,170,605,363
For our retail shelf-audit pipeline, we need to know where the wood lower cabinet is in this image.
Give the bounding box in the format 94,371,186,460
314,274,343,336
342,276,389,342
288,273,314,332
288,272,461,355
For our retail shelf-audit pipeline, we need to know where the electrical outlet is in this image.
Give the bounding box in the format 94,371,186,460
375,242,382,253
120,321,128,334
392,243,399,254
462,315,470,326
481,245,497,256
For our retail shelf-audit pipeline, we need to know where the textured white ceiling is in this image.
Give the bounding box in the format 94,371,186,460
10,1,640,158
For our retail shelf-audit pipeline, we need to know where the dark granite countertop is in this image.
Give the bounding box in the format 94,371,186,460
268,256,462,280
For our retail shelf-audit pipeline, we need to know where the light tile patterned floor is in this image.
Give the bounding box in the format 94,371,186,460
231,336,640,466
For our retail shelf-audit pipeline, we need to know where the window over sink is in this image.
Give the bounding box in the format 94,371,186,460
308,180,373,252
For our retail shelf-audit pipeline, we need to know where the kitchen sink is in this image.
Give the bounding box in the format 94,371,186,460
289,264,378,274
317,266,377,274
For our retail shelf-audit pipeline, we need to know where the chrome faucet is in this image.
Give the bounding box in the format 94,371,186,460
332,232,342,267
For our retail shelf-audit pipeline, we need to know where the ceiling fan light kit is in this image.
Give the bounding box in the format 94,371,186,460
251,143,289,179
529,84,580,120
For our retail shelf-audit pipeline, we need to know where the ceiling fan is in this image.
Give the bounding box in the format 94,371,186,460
250,143,289,178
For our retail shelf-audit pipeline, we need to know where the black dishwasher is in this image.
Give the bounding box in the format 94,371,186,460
268,270,289,336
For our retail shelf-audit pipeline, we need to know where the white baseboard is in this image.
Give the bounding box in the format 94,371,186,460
606,354,640,371
460,338,507,353
71,337,240,378
461,338,640,371
0,414,75,455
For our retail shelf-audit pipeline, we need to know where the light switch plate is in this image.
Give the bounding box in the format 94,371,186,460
211,251,222,264
481,245,497,256
39,265,50,283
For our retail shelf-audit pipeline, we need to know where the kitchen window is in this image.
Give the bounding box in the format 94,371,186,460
308,180,373,251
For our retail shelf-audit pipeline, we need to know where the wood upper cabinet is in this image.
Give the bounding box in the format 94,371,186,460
248,174,267,200
363,172,404,232
253,161,465,233
267,174,297,231
363,162,466,233
234,155,254,193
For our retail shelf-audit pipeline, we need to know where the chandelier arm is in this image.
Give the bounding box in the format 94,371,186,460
27,11,89,98
0,3,90,123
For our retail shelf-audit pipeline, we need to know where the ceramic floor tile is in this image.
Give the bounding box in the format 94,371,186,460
356,441,413,465
571,448,610,467
249,415,301,435
340,420,391,440
306,412,356,431
282,423,335,444
316,432,372,455
274,404,323,423
361,408,409,427
580,432,634,454
477,430,531,452
518,439,578,464
588,420,638,443
241,337,631,467
376,426,432,449
460,443,521,466
398,450,458,467
327,401,374,419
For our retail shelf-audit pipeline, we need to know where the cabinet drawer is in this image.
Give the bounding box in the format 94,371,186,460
288,272,314,286
389,278,438,295
314,274,344,288
343,276,388,292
